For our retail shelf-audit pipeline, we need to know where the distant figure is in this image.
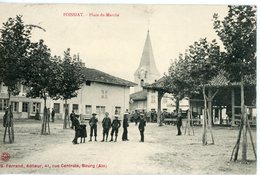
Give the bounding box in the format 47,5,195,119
70,110,76,129
122,113,129,141
72,115,81,144
138,114,146,142
133,110,140,125
110,115,121,142
89,112,98,141
176,110,182,136
3,109,8,127
35,109,41,120
159,110,167,126
101,112,112,142
51,108,55,122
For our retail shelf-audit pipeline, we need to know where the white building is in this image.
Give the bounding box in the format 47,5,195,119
0,67,135,121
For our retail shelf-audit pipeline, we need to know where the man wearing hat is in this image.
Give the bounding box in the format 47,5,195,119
138,113,146,142
122,113,129,141
101,112,112,142
109,115,121,142
72,115,81,144
89,112,98,141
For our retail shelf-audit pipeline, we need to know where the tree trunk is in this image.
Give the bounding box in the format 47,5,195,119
175,98,180,112
41,96,50,135
241,80,247,162
63,99,69,129
219,107,223,125
157,91,164,125
3,91,14,143
202,86,208,145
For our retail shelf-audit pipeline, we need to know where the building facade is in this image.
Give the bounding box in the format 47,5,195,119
0,68,135,121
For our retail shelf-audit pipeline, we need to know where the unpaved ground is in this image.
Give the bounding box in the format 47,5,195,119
0,119,256,175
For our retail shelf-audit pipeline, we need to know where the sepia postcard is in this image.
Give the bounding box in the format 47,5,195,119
0,1,257,175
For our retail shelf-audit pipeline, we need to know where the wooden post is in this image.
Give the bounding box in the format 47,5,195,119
157,91,164,125
219,107,223,125
63,99,69,129
246,114,257,160
231,88,235,127
241,80,247,162
202,86,208,145
208,90,212,127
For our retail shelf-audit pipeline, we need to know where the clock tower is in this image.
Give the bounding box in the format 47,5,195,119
134,30,161,92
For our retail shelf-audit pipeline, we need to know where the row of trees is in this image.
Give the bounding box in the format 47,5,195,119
0,15,86,143
164,6,256,161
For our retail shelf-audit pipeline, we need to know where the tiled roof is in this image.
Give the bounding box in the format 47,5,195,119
144,71,256,91
130,90,148,101
83,67,136,87
205,71,256,87
143,77,171,92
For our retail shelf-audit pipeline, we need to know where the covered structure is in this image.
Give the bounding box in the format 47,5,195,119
204,72,256,126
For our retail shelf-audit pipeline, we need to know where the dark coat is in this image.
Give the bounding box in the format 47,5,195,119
51,110,55,117
89,117,98,127
138,118,146,131
111,119,121,129
102,117,112,129
123,117,129,128
70,113,75,121
79,124,87,138
177,114,182,126
73,117,81,130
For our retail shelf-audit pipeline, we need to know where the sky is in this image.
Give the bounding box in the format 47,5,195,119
0,2,247,83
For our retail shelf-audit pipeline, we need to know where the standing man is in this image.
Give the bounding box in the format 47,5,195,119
51,108,55,122
70,110,76,129
133,110,140,125
89,112,98,141
122,113,129,141
139,113,146,142
101,112,112,142
176,110,182,135
72,115,81,144
159,110,167,126
110,115,121,142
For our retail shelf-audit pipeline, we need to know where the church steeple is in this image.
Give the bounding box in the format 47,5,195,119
134,31,161,92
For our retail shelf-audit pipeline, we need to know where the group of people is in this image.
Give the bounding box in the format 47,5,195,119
159,110,183,135
70,111,147,144
34,108,55,122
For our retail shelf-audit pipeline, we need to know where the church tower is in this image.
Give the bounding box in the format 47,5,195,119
134,31,161,92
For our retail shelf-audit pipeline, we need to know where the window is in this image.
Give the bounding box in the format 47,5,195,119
101,90,108,99
54,103,60,113
22,102,29,112
73,104,79,113
141,79,144,87
85,105,92,114
32,102,41,113
96,106,106,115
115,106,121,115
11,102,19,112
151,95,156,103
0,99,8,111
162,97,168,104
